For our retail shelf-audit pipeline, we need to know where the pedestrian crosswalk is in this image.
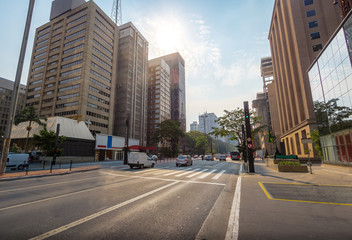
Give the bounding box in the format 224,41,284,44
130,167,227,181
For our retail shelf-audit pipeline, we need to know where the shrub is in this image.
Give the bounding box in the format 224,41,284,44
278,161,301,166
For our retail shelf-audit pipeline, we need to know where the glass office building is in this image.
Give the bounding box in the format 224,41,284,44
308,11,352,165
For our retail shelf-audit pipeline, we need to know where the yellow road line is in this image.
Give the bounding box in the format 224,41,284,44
260,182,352,187
258,182,352,206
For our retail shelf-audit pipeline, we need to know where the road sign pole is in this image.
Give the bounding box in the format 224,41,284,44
244,101,255,173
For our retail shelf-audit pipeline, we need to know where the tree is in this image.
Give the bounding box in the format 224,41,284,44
211,108,263,146
14,106,46,153
314,98,352,135
152,120,184,157
33,127,66,156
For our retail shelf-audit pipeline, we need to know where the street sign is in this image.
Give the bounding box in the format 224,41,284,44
301,138,312,144
247,143,253,149
247,137,252,142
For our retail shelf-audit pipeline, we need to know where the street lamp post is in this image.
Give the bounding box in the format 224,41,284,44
0,0,35,175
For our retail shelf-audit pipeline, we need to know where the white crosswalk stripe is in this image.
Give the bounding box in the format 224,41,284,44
176,168,200,177
164,167,192,176
198,169,217,179
212,170,226,180
187,169,208,178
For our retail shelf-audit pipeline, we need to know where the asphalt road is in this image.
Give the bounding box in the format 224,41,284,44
0,159,240,240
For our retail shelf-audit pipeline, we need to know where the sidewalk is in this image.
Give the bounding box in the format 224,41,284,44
0,165,101,181
236,161,352,240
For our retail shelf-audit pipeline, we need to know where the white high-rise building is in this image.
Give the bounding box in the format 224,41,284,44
190,121,198,131
198,113,219,134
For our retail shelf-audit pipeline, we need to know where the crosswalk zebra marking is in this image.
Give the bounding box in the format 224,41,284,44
212,170,226,180
176,168,200,177
187,169,208,178
198,169,217,179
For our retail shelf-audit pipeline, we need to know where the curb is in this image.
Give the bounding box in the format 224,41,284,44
0,166,101,182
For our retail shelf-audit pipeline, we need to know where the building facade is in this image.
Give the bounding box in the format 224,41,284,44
190,121,198,131
198,113,219,135
26,0,119,135
308,11,352,165
0,77,26,135
268,0,341,158
114,22,148,146
161,52,186,132
147,57,171,146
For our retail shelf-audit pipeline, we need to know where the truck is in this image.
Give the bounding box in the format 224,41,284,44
128,152,155,169
6,153,30,170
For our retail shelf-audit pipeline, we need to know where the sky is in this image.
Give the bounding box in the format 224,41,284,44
0,0,275,131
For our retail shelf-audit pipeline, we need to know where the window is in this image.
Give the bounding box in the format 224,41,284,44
310,32,320,40
304,0,313,6
312,44,323,52
306,9,316,17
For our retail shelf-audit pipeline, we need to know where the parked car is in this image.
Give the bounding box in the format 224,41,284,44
6,153,30,170
204,155,213,161
176,155,193,167
219,155,227,161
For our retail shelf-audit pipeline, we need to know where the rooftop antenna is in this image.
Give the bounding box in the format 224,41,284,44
111,0,122,25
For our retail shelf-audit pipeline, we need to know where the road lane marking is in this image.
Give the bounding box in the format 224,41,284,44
0,176,102,193
258,182,352,206
103,171,225,186
187,169,208,178
133,169,155,174
225,164,242,240
164,167,192,176
29,181,179,240
176,168,200,177
0,178,137,212
198,169,217,179
212,170,226,180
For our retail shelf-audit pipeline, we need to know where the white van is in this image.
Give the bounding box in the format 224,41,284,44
128,152,155,169
6,153,30,170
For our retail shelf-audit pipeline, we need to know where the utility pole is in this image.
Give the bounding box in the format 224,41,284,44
123,116,129,165
242,124,247,162
0,0,35,175
244,101,255,173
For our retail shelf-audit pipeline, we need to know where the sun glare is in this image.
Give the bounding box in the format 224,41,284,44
154,20,183,52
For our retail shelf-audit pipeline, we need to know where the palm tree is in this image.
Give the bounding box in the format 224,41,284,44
14,106,46,153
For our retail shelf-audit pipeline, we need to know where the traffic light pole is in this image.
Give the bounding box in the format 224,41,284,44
244,101,255,173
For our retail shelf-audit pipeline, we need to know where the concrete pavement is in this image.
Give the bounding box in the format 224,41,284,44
234,160,352,240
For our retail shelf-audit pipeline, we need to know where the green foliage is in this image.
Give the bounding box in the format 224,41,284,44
9,145,19,153
278,161,301,166
211,108,263,153
33,127,66,156
14,106,46,153
152,120,184,157
310,129,322,158
314,98,352,135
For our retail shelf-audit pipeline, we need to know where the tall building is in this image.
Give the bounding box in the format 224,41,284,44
0,77,26,135
190,121,198,131
334,0,352,18
26,0,119,135
161,53,186,132
268,0,341,157
198,113,219,134
147,57,171,146
308,10,352,164
114,22,149,146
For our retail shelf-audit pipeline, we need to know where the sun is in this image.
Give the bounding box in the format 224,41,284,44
154,20,183,52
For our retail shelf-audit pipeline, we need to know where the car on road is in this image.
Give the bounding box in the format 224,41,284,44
219,155,227,161
128,152,155,169
176,155,193,167
6,153,30,170
204,155,213,161
147,155,158,161
230,151,240,161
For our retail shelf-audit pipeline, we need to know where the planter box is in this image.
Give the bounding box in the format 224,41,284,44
278,165,308,172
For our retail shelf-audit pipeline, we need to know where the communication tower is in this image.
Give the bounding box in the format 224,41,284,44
111,0,122,25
